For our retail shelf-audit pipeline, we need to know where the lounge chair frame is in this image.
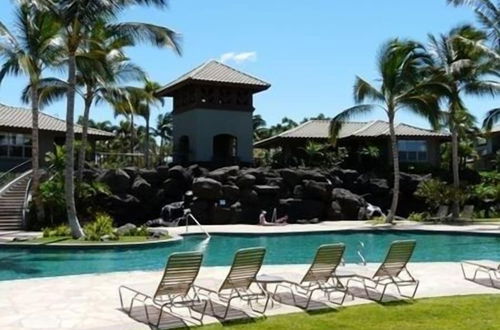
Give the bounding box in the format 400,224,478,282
346,240,419,302
119,251,207,327
196,247,270,320
461,261,500,289
273,244,350,309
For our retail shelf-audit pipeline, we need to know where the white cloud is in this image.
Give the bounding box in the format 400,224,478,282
220,51,257,64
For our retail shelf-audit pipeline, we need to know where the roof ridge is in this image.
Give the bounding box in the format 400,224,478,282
397,122,442,133
279,120,312,137
350,120,379,136
210,60,269,86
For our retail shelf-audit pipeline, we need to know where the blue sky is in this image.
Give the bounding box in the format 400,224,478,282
0,0,497,129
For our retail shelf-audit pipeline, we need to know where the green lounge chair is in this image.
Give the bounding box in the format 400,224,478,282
458,205,475,222
346,240,419,302
196,247,270,319
461,260,500,288
428,205,449,223
119,251,207,327
272,243,351,309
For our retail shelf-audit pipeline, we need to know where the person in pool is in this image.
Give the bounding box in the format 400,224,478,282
259,210,288,226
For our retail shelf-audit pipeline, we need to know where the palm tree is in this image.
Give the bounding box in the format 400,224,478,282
447,0,499,50
427,25,499,220
330,39,442,223
155,113,173,165
132,79,164,168
252,114,267,140
0,2,61,220
483,107,500,130
42,0,181,238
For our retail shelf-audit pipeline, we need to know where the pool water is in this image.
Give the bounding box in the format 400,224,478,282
1,231,499,281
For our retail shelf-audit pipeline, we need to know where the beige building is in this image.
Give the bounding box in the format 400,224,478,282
156,60,270,166
255,119,450,168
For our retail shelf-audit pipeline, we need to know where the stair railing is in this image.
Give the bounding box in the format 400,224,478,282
0,159,32,192
22,175,33,230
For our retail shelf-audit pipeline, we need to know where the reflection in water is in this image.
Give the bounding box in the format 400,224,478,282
1,231,499,281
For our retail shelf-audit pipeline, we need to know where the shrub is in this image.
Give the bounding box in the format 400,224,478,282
43,224,71,237
408,212,428,222
370,216,386,224
122,226,149,237
83,213,118,241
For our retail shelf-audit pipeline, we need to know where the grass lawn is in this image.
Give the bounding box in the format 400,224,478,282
11,235,170,245
202,295,500,330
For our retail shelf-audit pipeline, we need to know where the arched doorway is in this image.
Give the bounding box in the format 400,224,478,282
176,135,190,163
213,134,237,164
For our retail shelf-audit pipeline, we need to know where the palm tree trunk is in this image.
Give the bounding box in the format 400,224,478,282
30,82,44,221
386,111,400,224
451,125,460,220
76,96,92,182
130,114,135,155
159,136,164,166
65,53,84,238
145,115,150,168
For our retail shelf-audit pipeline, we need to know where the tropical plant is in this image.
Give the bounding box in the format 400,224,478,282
155,113,173,164
330,39,442,223
38,0,181,238
253,114,267,140
427,25,499,219
0,2,61,220
83,212,117,241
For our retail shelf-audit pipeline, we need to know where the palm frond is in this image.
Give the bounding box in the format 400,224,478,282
482,107,500,130
329,104,379,144
353,76,384,103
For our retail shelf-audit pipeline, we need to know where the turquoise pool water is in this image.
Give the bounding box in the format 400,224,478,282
1,230,499,281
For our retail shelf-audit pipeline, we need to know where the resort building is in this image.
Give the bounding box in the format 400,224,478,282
156,60,270,167
0,104,113,171
254,119,450,167
477,124,500,169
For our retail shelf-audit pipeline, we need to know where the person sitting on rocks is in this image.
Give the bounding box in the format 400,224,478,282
259,210,288,226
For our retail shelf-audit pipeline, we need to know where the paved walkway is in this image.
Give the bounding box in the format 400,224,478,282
0,262,498,329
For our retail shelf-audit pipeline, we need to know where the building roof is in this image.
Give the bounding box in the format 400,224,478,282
0,104,114,138
156,60,271,96
254,120,450,148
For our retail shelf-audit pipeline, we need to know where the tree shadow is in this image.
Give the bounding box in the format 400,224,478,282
123,304,190,330
273,292,332,312
0,254,42,276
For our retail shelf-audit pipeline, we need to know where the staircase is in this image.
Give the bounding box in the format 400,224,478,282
0,174,31,231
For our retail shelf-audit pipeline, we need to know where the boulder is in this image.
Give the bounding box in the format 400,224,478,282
208,166,240,182
139,169,161,186
239,189,259,206
188,164,209,178
326,201,343,220
399,172,430,195
131,175,153,198
123,167,138,181
160,201,185,222
116,223,137,235
293,185,304,198
192,178,222,200
254,185,280,197
168,165,192,184
156,165,170,181
331,168,359,189
301,169,329,183
282,198,325,221
303,180,330,201
190,199,216,224
241,168,267,184
213,206,235,224
236,174,256,189
97,169,131,194
331,188,367,220
279,169,301,187
163,178,187,199
222,184,240,203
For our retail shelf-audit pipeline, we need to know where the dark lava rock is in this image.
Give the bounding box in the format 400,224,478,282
97,169,131,194
192,178,222,200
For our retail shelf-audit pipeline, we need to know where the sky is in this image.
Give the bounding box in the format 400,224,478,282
0,0,498,130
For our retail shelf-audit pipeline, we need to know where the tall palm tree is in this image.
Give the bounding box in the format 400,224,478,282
155,112,173,165
42,0,181,238
252,114,267,140
447,0,499,50
330,39,442,223
427,25,499,220
0,2,61,220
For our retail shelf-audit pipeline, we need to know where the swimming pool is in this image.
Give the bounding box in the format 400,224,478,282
1,230,499,281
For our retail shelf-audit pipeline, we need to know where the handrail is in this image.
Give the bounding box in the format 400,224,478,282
0,159,32,179
0,159,32,186
184,210,211,239
22,175,33,230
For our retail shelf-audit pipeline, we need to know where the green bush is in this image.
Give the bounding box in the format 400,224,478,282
43,224,71,237
122,226,149,237
408,212,428,222
83,213,118,241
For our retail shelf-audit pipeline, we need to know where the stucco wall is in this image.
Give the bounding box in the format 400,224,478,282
173,108,253,163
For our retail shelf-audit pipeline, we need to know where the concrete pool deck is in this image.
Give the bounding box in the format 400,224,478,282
0,262,499,329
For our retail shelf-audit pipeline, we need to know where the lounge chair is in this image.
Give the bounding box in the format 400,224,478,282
457,205,475,222
119,251,207,327
272,243,351,309
461,260,500,288
346,240,419,302
196,247,270,319
428,205,449,223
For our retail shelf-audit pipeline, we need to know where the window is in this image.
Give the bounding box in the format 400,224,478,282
0,132,32,158
398,140,428,162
